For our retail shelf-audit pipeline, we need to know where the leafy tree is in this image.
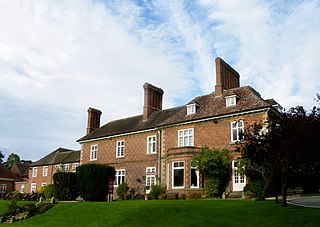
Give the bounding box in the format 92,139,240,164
192,147,230,198
5,153,20,168
237,105,320,206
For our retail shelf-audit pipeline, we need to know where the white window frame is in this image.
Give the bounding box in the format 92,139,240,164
231,120,244,143
190,162,199,188
172,161,185,189
116,140,125,158
0,184,7,193
225,95,237,107
147,136,157,154
186,103,197,115
146,167,156,193
72,163,79,172
41,182,47,187
31,183,36,192
114,169,125,187
32,167,38,177
20,184,25,193
64,164,69,172
178,128,194,147
90,144,98,161
42,166,48,177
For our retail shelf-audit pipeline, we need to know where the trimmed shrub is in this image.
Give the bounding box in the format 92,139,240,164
77,164,115,201
116,183,130,200
53,172,77,200
44,184,57,199
204,178,221,198
149,185,166,199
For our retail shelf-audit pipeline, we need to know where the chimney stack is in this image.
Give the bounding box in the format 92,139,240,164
215,57,240,96
86,107,102,135
143,83,164,121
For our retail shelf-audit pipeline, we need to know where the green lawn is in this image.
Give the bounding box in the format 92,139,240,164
0,199,318,226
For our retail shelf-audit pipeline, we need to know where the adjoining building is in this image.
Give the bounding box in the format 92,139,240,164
25,148,80,193
0,163,19,196
77,57,282,198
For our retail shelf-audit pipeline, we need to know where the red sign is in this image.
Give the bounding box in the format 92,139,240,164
108,179,114,194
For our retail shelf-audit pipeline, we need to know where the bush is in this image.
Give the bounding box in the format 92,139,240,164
116,183,130,200
37,203,55,214
53,172,77,200
77,164,115,201
23,203,37,218
204,178,221,198
243,180,265,199
44,184,57,199
149,185,166,199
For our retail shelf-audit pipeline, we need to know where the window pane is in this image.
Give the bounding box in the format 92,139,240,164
173,169,184,187
191,168,198,187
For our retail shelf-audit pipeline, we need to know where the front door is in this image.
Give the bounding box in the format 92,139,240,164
232,160,246,191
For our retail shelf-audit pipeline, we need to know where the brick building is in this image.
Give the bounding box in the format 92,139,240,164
77,57,282,198
25,148,80,193
11,163,30,193
0,163,19,195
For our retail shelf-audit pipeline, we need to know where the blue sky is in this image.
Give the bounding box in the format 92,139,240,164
0,0,319,161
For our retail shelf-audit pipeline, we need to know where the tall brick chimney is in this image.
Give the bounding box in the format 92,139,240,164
215,57,240,96
143,83,164,121
86,107,102,135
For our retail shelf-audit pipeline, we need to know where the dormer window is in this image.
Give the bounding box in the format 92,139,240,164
225,95,237,107
186,103,197,115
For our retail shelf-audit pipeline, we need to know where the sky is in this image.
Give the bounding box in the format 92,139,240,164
0,0,319,161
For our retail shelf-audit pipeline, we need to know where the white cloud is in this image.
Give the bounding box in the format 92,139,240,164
0,0,319,160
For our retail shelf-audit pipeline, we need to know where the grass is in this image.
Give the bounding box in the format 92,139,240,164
0,199,318,226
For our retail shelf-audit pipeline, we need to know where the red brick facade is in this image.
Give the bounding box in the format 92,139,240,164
78,57,281,198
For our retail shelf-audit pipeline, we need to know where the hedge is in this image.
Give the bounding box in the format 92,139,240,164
76,163,115,201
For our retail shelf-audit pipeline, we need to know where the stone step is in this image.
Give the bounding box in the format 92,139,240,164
227,191,243,199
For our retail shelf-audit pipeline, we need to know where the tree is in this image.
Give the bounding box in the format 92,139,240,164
237,105,320,206
192,147,231,198
0,151,4,163
5,153,20,168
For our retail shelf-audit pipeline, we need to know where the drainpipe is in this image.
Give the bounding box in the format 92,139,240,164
157,130,161,185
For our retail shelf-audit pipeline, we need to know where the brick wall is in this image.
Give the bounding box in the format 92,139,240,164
81,110,269,196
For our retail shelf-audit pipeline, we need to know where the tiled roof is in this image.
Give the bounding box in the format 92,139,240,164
11,163,29,177
0,163,19,181
77,106,183,142
77,86,279,143
30,148,80,167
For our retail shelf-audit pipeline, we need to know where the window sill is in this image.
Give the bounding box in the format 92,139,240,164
116,156,125,158
89,159,97,161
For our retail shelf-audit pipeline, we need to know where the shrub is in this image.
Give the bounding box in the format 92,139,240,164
37,186,46,195
23,203,37,218
77,164,115,201
243,179,272,200
37,203,55,214
53,172,77,200
204,178,221,198
179,194,186,200
116,183,130,200
44,184,57,199
149,185,166,199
